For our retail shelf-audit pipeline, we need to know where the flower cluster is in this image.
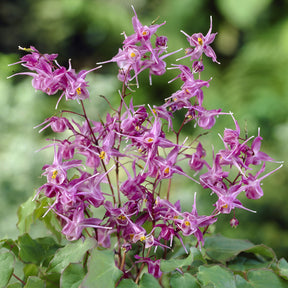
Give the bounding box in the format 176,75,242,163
8,46,101,108
10,7,282,282
98,6,180,87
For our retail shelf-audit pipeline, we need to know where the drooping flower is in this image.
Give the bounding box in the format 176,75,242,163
178,16,219,63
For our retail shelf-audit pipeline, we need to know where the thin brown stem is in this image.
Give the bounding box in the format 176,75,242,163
80,100,116,204
175,117,187,145
135,247,152,284
120,250,126,271
13,273,26,285
166,178,172,201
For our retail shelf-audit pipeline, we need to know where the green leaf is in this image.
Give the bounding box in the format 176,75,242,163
245,269,288,288
170,273,200,288
117,278,138,288
18,234,62,265
235,274,253,288
160,247,195,272
40,273,60,288
17,196,36,234
228,255,270,272
24,276,45,288
138,273,161,288
204,235,254,263
23,263,39,280
34,198,62,241
0,238,19,256
244,244,276,262
60,263,86,288
197,265,236,288
80,248,123,288
48,237,96,273
277,258,288,280
7,283,22,288
228,244,276,272
0,252,14,287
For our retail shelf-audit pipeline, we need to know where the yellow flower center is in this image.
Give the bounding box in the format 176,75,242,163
147,137,154,143
130,52,136,58
52,170,58,179
164,167,170,174
198,37,203,45
76,87,82,95
222,204,228,209
140,236,146,241
117,215,126,221
184,221,190,226
99,151,105,160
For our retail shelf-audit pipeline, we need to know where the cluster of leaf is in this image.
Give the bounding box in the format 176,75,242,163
1,196,288,287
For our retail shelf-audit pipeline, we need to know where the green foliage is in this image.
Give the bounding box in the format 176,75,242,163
170,273,200,288
81,248,123,288
60,263,86,288
160,247,195,272
47,238,96,273
138,273,162,288
1,1,288,287
18,234,62,265
1,230,288,287
0,252,14,287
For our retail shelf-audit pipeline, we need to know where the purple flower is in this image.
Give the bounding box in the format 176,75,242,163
123,6,165,54
34,116,72,133
230,217,239,228
55,205,109,241
194,106,223,130
135,255,162,278
187,142,208,172
178,17,219,63
200,149,229,187
42,144,83,185
9,46,101,108
173,193,217,247
245,128,276,166
203,181,254,214
243,163,283,200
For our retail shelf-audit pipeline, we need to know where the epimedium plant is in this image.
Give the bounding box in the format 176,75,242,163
2,6,287,288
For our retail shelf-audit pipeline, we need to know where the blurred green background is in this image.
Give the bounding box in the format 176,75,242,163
1,0,287,258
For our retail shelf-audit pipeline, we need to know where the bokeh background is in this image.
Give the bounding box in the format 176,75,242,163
1,0,288,258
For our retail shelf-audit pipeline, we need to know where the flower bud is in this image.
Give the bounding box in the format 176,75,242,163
192,60,204,73
155,36,168,48
230,217,239,228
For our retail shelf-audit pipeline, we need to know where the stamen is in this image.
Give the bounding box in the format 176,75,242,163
140,236,146,241
52,170,58,179
117,215,126,221
164,167,170,174
198,37,203,45
76,87,82,95
99,151,106,160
